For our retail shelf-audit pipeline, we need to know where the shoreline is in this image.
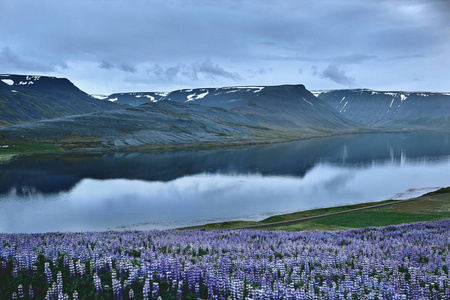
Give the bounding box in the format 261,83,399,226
180,187,450,231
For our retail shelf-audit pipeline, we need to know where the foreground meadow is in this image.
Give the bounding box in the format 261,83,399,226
1,220,449,299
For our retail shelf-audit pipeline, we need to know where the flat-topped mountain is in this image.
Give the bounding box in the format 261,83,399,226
0,74,119,128
0,81,364,150
93,92,169,106
1,74,85,96
165,84,361,136
314,89,450,129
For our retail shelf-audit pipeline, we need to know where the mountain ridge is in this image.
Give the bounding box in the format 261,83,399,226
3,73,450,153
314,89,450,129
0,74,120,128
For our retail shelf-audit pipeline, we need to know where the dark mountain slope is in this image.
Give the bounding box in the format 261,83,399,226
0,74,119,128
0,101,267,149
314,89,450,129
165,84,362,138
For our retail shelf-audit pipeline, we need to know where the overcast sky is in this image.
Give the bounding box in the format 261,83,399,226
1,0,449,94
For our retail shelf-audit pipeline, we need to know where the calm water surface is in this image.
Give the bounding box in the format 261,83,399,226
1,132,450,233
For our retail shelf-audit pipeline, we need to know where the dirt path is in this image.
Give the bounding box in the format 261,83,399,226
237,193,448,230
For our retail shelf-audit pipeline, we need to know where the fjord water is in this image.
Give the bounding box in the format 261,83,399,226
1,132,450,233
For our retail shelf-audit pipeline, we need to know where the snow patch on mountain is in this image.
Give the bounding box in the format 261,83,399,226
222,86,264,94
303,97,313,106
1,79,13,86
186,90,209,102
91,94,108,100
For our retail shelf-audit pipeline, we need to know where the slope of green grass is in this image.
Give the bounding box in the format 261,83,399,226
183,190,450,231
0,140,63,162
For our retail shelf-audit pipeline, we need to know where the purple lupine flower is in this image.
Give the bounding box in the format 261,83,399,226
152,282,159,300
44,262,52,283
93,272,102,296
143,279,150,300
29,285,34,298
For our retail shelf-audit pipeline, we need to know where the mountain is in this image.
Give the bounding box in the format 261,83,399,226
313,89,450,129
94,92,169,106
165,84,362,138
0,76,366,151
0,100,268,149
0,74,119,128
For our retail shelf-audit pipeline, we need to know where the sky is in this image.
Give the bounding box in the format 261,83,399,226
0,0,449,94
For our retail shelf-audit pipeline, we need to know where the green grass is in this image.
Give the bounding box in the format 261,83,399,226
182,190,450,231
311,211,439,228
0,140,64,162
0,154,16,162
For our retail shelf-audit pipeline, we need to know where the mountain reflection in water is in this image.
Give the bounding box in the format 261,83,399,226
1,132,449,233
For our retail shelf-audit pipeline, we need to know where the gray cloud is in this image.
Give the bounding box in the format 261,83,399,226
320,64,355,86
99,61,113,70
0,0,448,93
119,63,137,73
0,46,56,72
148,60,240,83
151,64,182,82
192,59,241,81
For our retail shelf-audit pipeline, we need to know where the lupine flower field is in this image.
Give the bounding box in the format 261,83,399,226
1,220,449,299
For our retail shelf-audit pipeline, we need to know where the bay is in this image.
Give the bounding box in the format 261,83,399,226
1,132,449,233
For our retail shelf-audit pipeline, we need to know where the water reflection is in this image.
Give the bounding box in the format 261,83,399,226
1,132,450,233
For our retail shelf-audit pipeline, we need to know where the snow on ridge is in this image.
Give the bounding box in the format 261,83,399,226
25,75,41,81
1,79,14,86
186,89,209,102
18,81,34,85
155,92,168,97
236,86,264,93
91,94,108,100
222,86,264,93
143,95,156,101
108,97,118,102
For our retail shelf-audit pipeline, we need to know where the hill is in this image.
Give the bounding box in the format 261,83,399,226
0,81,365,151
96,92,169,106
0,74,119,127
166,84,362,138
0,100,268,150
313,89,450,129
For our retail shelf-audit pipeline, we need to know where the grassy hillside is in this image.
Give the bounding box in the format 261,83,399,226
0,141,63,162
183,188,450,231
